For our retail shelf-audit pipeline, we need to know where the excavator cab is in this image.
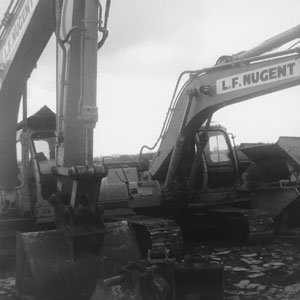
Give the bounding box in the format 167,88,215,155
17,106,56,223
173,125,241,197
0,106,56,226
30,131,57,200
201,126,238,190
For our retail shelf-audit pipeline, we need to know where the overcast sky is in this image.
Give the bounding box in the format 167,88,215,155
1,0,300,156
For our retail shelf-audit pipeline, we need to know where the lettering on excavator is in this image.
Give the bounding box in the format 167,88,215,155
217,61,298,94
2,0,38,62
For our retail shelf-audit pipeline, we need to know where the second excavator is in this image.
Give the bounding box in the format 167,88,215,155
99,24,300,242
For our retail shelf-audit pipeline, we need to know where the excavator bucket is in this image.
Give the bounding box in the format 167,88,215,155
90,262,224,300
15,220,141,300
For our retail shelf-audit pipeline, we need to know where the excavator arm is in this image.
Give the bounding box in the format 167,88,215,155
0,0,111,219
0,2,142,300
149,25,300,189
0,0,109,185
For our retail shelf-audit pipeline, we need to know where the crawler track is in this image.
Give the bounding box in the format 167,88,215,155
113,215,184,259
208,207,274,241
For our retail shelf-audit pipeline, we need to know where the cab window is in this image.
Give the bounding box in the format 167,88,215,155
206,132,230,163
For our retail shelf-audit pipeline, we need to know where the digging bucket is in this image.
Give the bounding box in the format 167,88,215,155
15,220,141,300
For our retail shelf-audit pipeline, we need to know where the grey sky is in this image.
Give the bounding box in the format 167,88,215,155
0,0,300,155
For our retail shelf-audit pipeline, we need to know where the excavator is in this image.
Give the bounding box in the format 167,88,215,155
0,1,224,300
99,24,300,242
0,0,299,299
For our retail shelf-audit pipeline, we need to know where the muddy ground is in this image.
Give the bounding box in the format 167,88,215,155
1,232,300,299
195,234,300,300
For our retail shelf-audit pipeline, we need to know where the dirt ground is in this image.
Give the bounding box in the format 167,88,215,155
197,234,300,300
226,237,300,300
1,232,300,299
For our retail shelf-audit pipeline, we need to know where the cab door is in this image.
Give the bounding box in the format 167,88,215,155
203,128,237,190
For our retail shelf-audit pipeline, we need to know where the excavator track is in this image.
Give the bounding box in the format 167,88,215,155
208,207,273,242
113,215,184,260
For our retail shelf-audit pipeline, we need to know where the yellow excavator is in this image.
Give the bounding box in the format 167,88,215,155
0,1,224,300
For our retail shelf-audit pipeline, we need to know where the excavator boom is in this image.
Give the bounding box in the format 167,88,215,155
232,24,300,60
0,0,54,190
150,44,300,184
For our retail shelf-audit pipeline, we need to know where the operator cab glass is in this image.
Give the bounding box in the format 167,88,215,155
203,128,236,189
206,133,231,163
